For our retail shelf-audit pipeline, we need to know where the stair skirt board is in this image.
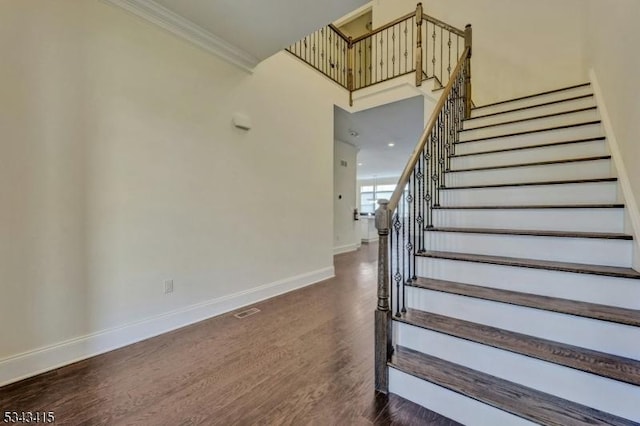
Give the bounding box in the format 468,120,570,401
455,123,604,155
414,257,640,310
432,207,625,233
459,109,600,142
439,180,618,206
450,138,608,169
393,321,640,420
423,231,632,267
402,286,640,360
445,157,612,186
470,84,592,118
463,95,596,130
389,368,539,426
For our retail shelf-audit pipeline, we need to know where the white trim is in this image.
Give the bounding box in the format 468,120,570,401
100,0,259,72
589,69,640,269
362,236,379,243
347,74,439,113
0,266,334,387
333,243,360,255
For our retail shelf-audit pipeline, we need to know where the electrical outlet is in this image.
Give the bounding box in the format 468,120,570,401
164,279,174,294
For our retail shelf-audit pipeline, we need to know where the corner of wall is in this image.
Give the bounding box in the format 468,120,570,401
589,68,640,270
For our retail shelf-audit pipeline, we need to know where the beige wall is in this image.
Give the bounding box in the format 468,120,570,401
582,0,640,214
0,0,344,363
372,0,585,104
581,0,640,267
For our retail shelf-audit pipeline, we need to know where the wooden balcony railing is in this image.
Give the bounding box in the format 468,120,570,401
285,3,470,107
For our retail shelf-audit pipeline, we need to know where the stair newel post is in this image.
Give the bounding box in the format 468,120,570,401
375,199,392,393
415,3,424,87
347,36,354,106
464,24,472,118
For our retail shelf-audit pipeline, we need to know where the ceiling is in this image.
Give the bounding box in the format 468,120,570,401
150,0,368,64
334,96,427,180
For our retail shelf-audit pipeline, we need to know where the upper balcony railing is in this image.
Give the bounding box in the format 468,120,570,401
286,3,469,106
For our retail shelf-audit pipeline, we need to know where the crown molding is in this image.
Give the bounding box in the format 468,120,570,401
101,0,259,72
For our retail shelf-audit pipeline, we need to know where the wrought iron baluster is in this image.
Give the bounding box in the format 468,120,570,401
404,20,408,73
440,26,444,86
432,23,436,82
418,151,425,250
381,31,385,81
447,31,452,81
358,43,362,89
393,211,401,318
392,25,396,78
406,178,412,285
412,16,416,73
411,169,417,278
400,189,406,316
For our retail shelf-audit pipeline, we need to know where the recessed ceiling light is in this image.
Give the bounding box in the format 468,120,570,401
348,129,359,137
388,143,395,147
358,163,363,166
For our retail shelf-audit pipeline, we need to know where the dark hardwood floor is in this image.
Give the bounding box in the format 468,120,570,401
0,243,458,425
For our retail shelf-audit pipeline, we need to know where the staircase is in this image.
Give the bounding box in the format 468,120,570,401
385,83,640,425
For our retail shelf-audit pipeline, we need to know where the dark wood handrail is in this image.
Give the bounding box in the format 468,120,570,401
328,24,351,43
423,13,465,37
387,46,470,213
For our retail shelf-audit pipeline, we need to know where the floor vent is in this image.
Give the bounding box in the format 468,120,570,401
233,307,260,319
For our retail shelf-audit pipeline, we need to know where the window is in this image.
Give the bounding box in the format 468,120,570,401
360,183,397,214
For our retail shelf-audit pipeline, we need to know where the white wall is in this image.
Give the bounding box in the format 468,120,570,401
0,0,346,383
581,0,640,268
372,0,585,105
333,140,360,254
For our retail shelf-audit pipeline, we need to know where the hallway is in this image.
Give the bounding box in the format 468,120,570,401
0,244,457,425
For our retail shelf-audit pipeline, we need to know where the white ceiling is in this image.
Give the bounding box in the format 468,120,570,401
334,96,427,180
151,0,368,63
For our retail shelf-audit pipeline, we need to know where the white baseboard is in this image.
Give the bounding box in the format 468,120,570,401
590,69,640,270
362,236,379,243
333,243,360,255
0,266,334,387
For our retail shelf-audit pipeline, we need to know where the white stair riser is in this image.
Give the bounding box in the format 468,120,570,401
460,109,600,142
424,232,632,267
455,123,603,155
433,208,625,233
471,85,593,118
440,182,618,206
396,322,640,420
451,140,607,169
404,287,640,360
416,257,640,310
464,96,596,130
389,369,537,426
446,159,611,187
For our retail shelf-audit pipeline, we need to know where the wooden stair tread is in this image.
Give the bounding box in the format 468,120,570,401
472,82,591,111
396,308,640,385
426,227,633,240
460,106,597,132
467,93,594,120
409,277,640,328
451,136,606,158
416,251,640,279
390,346,636,426
442,177,616,190
457,121,602,144
432,203,624,210
447,155,611,173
